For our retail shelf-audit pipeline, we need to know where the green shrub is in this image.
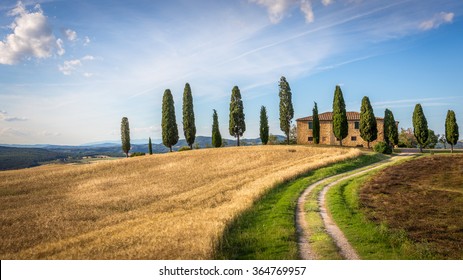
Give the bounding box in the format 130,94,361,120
373,142,392,154
130,152,145,157
178,146,191,152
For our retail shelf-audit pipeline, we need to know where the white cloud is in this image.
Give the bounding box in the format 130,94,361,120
64,29,77,41
0,110,28,122
250,0,336,23
0,2,60,65
58,55,95,75
58,59,82,75
82,55,95,61
83,36,91,46
300,0,314,23
56,38,65,56
321,0,333,6
250,0,297,24
419,12,454,30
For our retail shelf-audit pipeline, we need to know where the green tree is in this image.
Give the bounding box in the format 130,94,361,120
312,102,320,144
212,109,222,148
162,89,179,152
359,96,378,148
424,129,438,149
182,83,196,149
148,137,153,155
289,124,297,144
445,110,459,153
279,76,294,145
438,134,447,149
383,109,398,148
268,134,278,145
398,127,417,148
332,85,348,146
121,117,130,157
229,85,246,146
412,104,428,153
260,106,269,145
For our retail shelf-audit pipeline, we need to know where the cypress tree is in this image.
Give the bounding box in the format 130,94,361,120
121,117,130,157
412,103,428,153
359,96,378,148
279,76,294,145
332,85,348,146
313,102,320,144
384,109,398,148
148,137,153,155
182,83,196,149
445,110,459,153
229,85,245,146
212,109,222,148
161,89,179,152
260,106,269,145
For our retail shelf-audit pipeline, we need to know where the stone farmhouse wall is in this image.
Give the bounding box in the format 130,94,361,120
296,112,386,147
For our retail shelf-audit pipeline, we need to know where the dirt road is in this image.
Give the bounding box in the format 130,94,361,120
296,155,411,260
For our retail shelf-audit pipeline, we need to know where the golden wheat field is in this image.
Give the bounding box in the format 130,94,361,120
0,145,361,259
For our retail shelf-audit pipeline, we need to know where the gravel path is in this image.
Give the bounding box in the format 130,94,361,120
297,156,410,260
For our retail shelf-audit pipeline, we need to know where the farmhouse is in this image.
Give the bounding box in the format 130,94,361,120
296,111,386,147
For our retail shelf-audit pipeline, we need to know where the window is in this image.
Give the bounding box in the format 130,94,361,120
354,121,360,129
308,121,313,129
351,136,357,141
308,137,313,142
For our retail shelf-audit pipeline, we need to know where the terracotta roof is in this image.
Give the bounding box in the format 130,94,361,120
296,111,384,121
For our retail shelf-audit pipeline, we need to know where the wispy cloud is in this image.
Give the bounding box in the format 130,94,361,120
300,0,314,23
0,110,28,122
58,55,95,75
249,0,325,24
0,127,30,137
321,0,333,6
373,97,456,109
64,29,77,41
419,12,454,30
58,59,82,75
56,38,65,56
249,0,297,24
83,36,91,46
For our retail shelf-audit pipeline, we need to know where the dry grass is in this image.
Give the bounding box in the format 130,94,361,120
0,145,360,259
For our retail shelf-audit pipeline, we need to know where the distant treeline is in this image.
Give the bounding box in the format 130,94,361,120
0,146,66,170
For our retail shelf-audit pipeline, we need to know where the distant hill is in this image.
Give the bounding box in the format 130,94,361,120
0,146,67,170
0,135,287,170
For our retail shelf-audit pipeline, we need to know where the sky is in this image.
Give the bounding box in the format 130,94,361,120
0,0,462,145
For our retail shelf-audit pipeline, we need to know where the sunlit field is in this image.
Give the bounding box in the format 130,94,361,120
0,145,360,259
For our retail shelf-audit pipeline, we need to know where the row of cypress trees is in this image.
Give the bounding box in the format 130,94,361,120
159,77,294,149
121,81,459,155
121,76,294,155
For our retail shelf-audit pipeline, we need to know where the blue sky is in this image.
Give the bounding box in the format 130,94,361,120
0,0,462,145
